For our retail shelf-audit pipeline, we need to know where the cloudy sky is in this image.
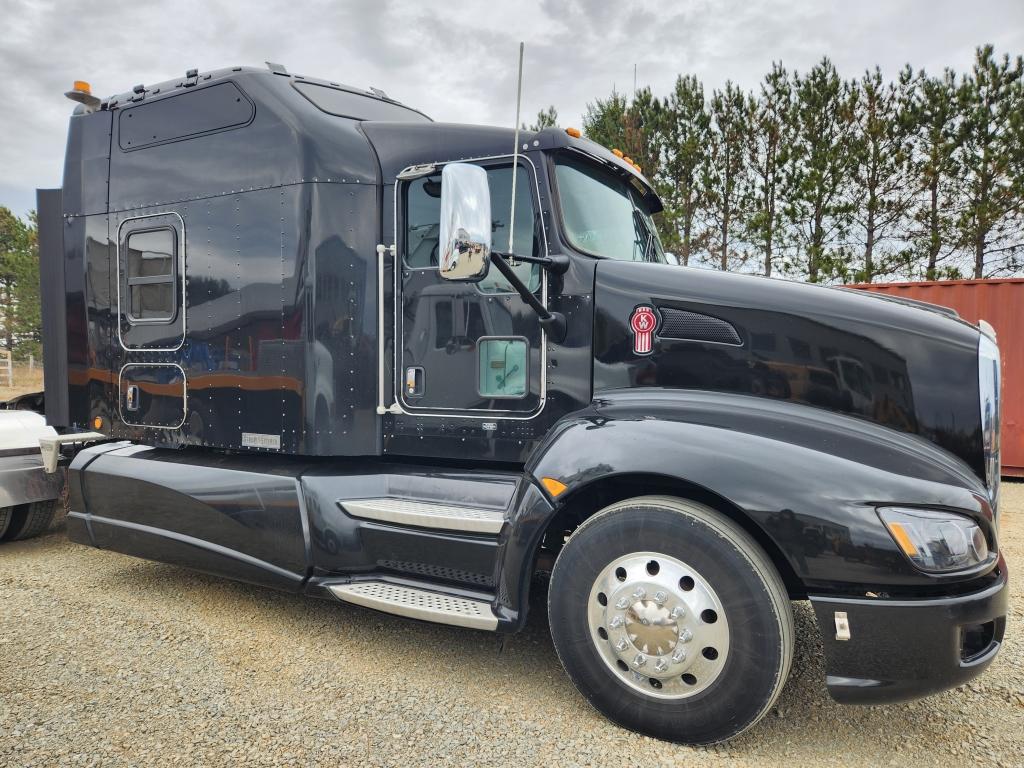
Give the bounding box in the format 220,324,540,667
2,0,1023,218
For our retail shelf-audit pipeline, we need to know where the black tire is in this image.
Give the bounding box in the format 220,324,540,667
548,495,793,745
0,506,13,539
3,499,58,542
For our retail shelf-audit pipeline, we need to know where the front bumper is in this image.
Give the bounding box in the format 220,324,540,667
809,557,1009,705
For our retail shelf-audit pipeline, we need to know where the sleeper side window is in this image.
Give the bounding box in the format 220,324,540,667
403,162,541,293
124,228,177,322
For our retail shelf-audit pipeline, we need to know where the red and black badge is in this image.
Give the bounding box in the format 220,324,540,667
630,305,659,355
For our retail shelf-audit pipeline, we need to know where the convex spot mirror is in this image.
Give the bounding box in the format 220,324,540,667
439,163,491,282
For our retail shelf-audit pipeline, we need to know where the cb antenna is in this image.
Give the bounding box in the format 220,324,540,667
508,42,525,259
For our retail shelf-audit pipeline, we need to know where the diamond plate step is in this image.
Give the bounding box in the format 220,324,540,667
329,581,498,630
339,498,505,534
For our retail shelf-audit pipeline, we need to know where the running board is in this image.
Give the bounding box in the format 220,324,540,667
339,498,505,535
329,581,498,630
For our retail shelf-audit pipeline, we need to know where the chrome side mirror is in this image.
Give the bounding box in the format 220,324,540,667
439,163,491,282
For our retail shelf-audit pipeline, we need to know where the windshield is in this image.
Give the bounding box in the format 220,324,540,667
554,154,665,263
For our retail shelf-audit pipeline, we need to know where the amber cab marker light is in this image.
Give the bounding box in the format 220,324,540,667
65,80,101,112
611,148,624,158
541,477,568,497
565,127,581,138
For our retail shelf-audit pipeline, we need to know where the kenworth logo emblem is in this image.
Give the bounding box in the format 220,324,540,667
630,305,658,355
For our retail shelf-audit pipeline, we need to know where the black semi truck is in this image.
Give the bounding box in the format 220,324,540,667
37,64,1007,744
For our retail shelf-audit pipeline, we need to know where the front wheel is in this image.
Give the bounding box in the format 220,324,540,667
548,496,794,745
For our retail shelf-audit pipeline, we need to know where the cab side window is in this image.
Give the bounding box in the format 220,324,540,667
404,163,541,293
124,228,176,322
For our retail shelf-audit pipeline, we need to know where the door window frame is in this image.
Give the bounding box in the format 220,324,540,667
390,153,549,420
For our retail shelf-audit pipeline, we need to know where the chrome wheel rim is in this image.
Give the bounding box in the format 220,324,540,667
587,551,730,699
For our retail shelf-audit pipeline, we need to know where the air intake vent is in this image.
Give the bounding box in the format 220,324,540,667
658,308,742,346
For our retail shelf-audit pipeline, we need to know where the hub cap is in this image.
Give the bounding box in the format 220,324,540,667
587,552,730,699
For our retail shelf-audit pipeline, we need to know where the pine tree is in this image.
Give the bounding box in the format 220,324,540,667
783,58,857,282
704,82,751,271
582,91,629,151
660,75,711,265
956,45,1024,278
847,66,916,282
0,207,40,357
906,69,962,279
523,106,558,131
745,63,792,277
621,87,664,180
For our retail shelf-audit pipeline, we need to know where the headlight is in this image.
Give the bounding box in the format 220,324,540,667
879,507,990,573
978,328,1000,511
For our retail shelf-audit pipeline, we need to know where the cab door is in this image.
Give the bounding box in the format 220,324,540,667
396,159,546,416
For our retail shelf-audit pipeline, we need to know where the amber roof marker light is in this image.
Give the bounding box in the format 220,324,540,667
565,127,581,138
65,80,101,113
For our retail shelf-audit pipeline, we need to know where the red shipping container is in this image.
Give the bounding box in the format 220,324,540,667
849,279,1023,478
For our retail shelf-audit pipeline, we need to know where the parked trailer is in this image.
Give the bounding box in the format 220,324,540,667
850,278,1022,477
0,408,61,541
38,65,1007,745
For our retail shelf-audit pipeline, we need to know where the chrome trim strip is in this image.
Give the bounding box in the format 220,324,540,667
978,328,1001,514
329,581,498,630
376,244,393,415
389,152,549,420
339,497,505,534
115,211,187,353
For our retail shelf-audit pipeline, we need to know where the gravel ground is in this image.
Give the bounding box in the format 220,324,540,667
1,485,1021,767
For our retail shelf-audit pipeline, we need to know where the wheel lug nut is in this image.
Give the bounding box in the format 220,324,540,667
615,597,630,610
654,659,669,673
670,606,686,619
653,590,667,605
679,628,693,643
615,638,629,652
609,615,624,629
632,586,646,600
672,648,687,663
632,653,647,668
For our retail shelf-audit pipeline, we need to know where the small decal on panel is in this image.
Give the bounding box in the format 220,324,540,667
630,305,659,356
242,432,281,450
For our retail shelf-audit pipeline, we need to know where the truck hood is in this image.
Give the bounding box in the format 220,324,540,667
592,262,985,480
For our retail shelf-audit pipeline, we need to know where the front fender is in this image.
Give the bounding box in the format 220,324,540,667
497,389,995,625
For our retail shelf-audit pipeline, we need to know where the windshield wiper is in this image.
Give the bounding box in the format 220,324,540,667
632,208,655,262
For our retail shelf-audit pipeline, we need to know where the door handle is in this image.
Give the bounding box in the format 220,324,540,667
405,366,424,398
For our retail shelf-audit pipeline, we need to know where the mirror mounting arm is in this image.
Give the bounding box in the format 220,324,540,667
489,253,567,343
493,252,570,275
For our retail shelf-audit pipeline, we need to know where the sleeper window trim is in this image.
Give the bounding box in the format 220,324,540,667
122,226,178,324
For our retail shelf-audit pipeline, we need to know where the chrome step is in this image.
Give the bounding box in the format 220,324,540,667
329,581,498,630
339,497,505,534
